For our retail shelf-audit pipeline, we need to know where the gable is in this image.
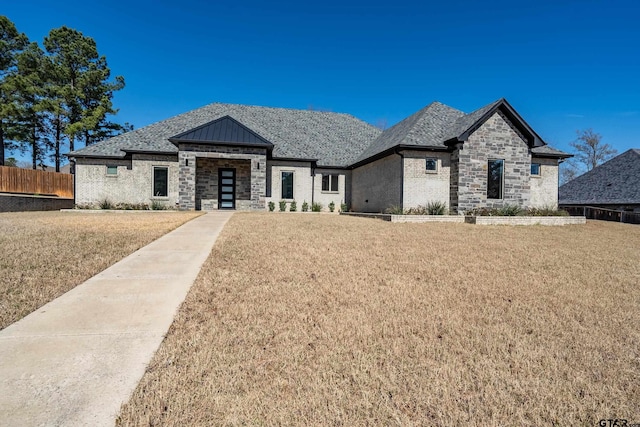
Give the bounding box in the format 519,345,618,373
168,115,273,148
445,98,545,148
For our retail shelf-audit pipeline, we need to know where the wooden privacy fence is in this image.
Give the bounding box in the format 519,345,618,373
0,166,74,199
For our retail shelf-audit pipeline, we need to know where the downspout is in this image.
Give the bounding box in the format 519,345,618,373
311,161,316,205
395,148,404,209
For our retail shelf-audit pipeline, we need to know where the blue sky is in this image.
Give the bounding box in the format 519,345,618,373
4,0,640,163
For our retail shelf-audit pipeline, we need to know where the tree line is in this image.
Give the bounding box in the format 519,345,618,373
0,16,128,171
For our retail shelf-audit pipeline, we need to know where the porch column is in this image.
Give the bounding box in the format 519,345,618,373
250,155,267,209
178,151,196,210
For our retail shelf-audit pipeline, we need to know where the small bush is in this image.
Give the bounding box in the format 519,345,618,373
340,203,348,213
385,205,404,215
151,200,167,210
312,202,323,212
268,201,275,212
427,201,447,215
301,201,309,212
279,200,287,212
328,201,335,212
289,200,297,212
527,206,569,216
99,199,113,210
497,205,523,216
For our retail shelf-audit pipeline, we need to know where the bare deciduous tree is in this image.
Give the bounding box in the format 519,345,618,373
570,129,617,171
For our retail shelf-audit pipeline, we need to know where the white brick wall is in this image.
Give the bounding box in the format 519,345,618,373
530,157,559,208
75,155,179,207
265,160,313,208
313,168,349,210
402,151,451,209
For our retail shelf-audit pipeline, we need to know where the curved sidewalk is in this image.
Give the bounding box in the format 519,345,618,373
0,211,234,427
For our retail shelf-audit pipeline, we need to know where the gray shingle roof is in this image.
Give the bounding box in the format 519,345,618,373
353,98,569,165
559,149,640,205
69,99,570,168
69,103,382,167
353,102,465,164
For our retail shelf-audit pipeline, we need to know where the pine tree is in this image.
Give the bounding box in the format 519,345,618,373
13,42,50,169
0,16,28,166
43,26,125,160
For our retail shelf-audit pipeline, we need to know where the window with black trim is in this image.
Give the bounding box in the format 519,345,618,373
281,171,294,199
531,163,541,176
106,165,118,175
487,159,504,199
322,174,339,192
153,167,168,197
425,158,437,172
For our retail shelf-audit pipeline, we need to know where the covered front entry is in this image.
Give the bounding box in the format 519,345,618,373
171,115,271,211
195,158,253,210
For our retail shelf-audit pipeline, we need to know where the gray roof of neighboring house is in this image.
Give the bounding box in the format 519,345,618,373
69,103,382,167
559,149,640,205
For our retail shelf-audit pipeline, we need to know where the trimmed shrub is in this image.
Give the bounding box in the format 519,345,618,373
279,200,287,212
289,200,297,212
268,201,275,212
328,201,335,212
301,201,309,212
312,202,323,212
385,205,404,215
340,202,348,213
99,199,113,210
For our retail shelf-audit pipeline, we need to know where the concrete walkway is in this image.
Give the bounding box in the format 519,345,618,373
0,211,234,427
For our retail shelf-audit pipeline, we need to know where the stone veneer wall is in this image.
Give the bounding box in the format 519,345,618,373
178,144,266,210
456,111,532,213
195,158,251,210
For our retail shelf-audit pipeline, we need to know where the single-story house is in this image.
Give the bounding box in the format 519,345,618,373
69,98,570,213
559,148,640,213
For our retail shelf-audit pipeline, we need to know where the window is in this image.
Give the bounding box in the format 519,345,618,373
153,167,168,197
106,165,118,175
322,174,339,192
531,163,541,176
487,159,504,199
425,158,437,172
281,171,294,199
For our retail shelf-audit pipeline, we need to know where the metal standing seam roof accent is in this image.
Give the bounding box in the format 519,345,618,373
168,115,273,147
559,149,640,205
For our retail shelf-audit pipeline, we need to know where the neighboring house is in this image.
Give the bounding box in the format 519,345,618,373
68,98,570,213
559,149,640,213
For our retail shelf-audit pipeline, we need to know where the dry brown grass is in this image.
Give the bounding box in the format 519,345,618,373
0,211,201,330
118,214,640,426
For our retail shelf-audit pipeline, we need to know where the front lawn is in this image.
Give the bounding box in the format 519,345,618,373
118,214,639,426
0,211,201,329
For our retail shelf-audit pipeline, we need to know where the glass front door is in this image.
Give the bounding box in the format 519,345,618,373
218,168,236,209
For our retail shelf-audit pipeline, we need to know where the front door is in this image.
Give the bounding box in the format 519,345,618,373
218,168,236,209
